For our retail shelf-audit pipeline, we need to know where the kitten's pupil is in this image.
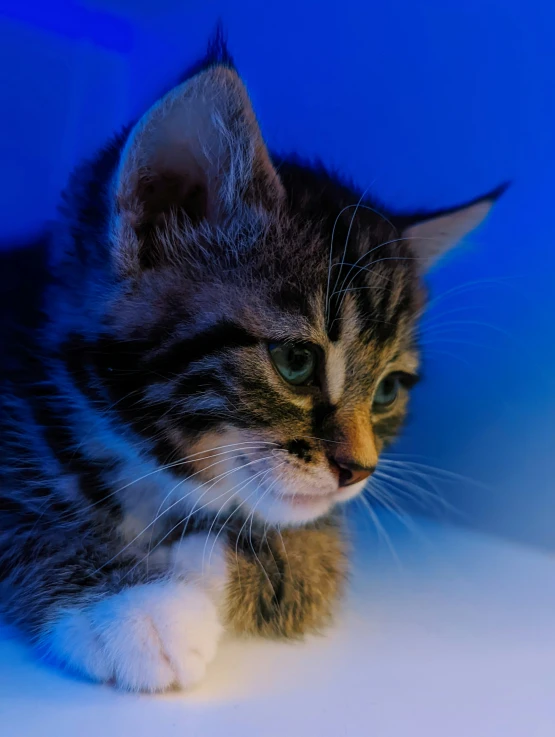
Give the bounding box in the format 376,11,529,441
288,347,310,372
373,375,400,408
269,343,317,386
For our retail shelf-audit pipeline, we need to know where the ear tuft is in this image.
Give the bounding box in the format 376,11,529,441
177,22,235,85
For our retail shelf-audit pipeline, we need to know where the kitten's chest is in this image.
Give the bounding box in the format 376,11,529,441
109,461,182,542
113,466,212,551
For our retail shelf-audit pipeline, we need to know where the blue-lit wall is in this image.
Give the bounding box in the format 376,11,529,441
1,1,553,548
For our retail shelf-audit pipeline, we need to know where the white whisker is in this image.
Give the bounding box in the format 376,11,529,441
374,469,458,518
235,469,285,597
55,441,278,522
356,492,402,567
330,187,371,313
202,450,289,574
421,276,519,317
90,454,274,577
125,457,277,581
207,468,274,574
325,194,388,321
378,456,490,490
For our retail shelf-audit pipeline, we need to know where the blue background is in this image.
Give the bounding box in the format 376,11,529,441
1,0,553,549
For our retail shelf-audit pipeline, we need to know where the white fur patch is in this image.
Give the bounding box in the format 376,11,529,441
326,342,346,404
43,580,223,692
170,533,228,598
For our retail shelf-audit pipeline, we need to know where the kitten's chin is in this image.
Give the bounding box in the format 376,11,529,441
252,479,367,527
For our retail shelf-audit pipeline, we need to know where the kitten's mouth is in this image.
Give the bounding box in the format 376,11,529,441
280,492,335,506
253,476,369,525
277,487,348,507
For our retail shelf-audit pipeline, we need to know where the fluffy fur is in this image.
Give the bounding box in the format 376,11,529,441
0,34,501,691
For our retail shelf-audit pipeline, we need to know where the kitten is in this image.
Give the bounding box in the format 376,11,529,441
0,38,502,692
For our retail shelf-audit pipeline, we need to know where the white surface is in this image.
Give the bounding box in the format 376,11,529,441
1,515,553,737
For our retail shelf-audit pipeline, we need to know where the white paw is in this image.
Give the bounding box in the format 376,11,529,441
43,581,223,692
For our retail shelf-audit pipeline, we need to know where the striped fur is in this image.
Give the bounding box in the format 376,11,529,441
0,39,499,691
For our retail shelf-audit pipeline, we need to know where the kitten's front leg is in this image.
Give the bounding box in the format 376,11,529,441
9,518,343,690
224,517,348,638
45,532,230,692
172,520,348,640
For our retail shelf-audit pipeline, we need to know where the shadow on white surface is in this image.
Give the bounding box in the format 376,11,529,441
1,514,553,737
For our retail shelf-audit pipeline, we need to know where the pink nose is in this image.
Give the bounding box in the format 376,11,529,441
329,458,374,488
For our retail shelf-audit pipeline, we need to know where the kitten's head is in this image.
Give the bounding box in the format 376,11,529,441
95,63,499,526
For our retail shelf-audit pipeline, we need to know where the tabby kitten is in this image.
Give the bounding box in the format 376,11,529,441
0,42,501,692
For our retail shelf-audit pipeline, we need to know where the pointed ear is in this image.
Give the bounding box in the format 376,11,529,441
401,185,507,271
113,66,285,272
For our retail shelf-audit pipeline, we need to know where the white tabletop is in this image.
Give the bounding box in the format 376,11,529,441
1,514,553,737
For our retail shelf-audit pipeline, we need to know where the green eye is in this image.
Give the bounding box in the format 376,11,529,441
373,374,401,409
269,342,318,386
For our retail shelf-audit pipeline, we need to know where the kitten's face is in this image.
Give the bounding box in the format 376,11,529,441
111,192,420,525
100,65,495,527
